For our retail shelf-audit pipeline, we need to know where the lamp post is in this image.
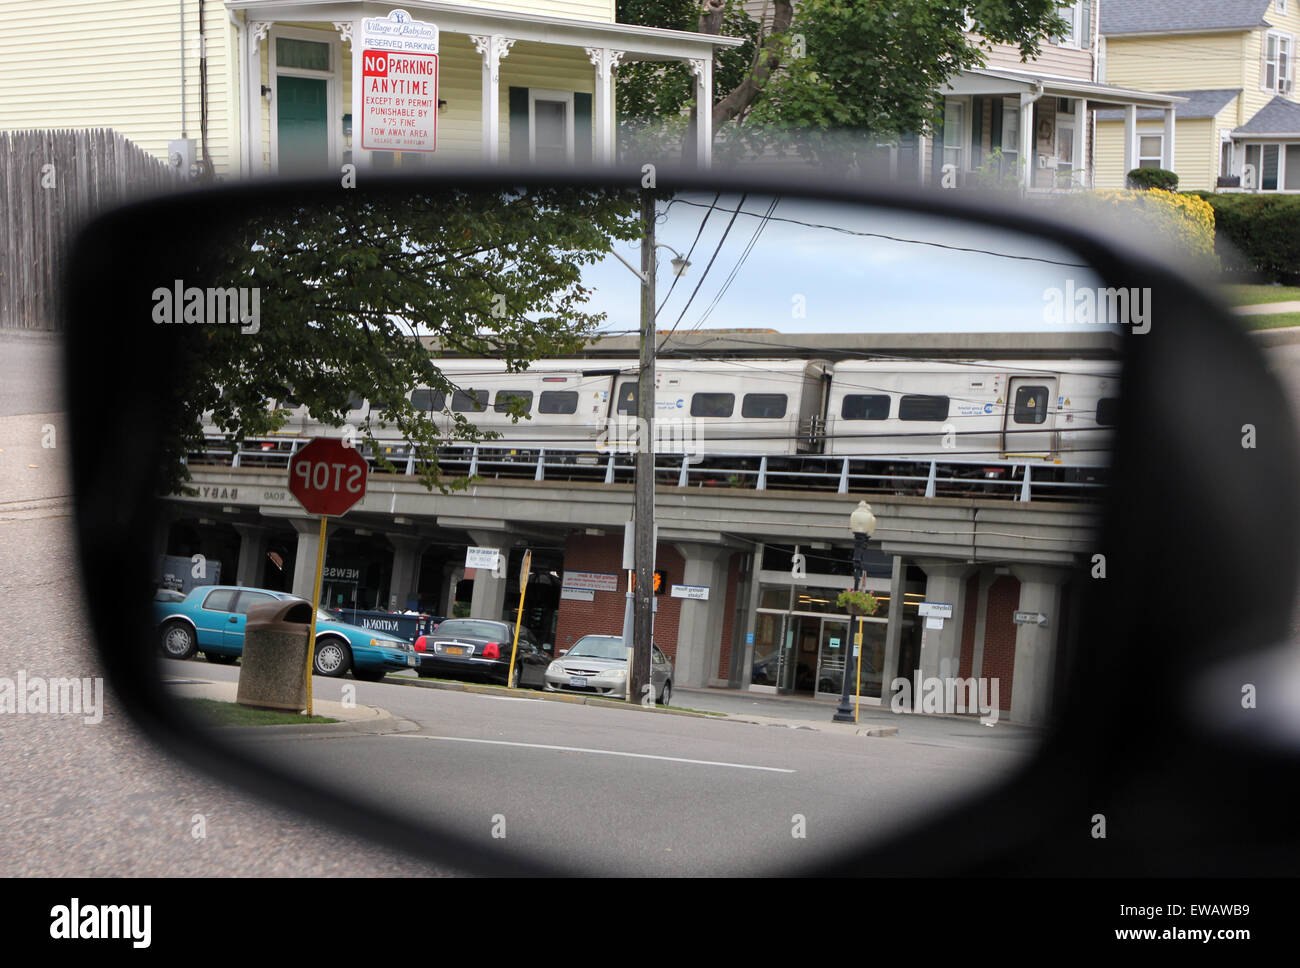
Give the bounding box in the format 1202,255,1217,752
834,500,876,723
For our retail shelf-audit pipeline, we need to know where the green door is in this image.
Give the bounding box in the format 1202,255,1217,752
277,75,328,174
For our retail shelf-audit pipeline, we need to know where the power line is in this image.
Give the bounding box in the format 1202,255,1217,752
655,192,720,318
657,194,750,352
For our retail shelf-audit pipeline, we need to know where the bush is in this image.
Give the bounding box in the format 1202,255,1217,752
1189,192,1300,284
1057,189,1218,270
1127,167,1179,191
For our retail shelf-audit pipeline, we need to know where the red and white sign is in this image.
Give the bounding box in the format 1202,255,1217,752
287,438,369,517
357,10,440,153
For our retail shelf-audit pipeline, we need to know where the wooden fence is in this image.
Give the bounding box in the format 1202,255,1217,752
0,128,183,331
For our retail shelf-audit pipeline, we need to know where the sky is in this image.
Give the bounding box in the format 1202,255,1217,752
577,192,1114,336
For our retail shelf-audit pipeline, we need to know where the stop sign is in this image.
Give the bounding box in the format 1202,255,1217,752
287,438,369,517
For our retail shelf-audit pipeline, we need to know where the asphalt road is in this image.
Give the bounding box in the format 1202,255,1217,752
168,661,1029,875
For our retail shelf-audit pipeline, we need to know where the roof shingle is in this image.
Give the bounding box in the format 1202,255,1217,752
1094,89,1241,121
1101,0,1272,35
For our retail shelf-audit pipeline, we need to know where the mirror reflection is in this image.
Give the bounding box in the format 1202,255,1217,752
150,185,1117,873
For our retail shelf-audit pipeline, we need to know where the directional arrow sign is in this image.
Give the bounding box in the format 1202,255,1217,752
287,438,369,517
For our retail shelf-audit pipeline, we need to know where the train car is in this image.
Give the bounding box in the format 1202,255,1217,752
824,359,1119,465
604,359,830,456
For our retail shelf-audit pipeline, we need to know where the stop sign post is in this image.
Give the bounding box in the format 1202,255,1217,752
287,438,370,715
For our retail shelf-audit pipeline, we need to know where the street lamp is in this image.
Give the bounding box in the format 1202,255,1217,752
834,500,877,723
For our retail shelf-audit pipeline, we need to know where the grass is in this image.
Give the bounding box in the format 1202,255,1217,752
1223,284,1300,306
183,697,339,726
1245,312,1300,330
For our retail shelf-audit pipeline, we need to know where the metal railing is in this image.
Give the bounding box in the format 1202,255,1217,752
190,435,1107,503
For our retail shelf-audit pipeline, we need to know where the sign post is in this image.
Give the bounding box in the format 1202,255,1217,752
853,618,864,723
506,549,532,689
287,438,369,716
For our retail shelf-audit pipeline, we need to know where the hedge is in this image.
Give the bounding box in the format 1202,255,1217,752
1187,192,1300,284
1127,167,1179,191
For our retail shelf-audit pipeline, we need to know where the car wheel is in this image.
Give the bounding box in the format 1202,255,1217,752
205,652,238,664
313,637,352,678
658,680,672,707
352,667,387,682
160,621,197,660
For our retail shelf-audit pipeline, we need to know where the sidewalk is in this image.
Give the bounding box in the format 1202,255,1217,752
162,676,414,737
1233,300,1300,316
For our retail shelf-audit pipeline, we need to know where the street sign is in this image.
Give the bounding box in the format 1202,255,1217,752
918,602,953,618
1014,610,1048,626
465,546,500,570
287,438,369,517
670,584,709,600
358,9,440,153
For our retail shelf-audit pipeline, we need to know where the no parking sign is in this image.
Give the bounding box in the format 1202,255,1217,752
357,9,440,153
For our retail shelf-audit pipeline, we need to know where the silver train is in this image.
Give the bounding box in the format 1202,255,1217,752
208,357,1120,467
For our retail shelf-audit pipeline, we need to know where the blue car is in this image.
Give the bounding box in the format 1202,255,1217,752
154,585,416,682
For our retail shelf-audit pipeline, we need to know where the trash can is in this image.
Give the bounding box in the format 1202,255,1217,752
236,599,314,711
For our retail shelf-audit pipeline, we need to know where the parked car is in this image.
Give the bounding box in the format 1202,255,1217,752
543,634,673,705
154,584,415,681
413,618,550,688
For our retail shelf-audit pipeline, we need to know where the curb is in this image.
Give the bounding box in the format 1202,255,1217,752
381,674,722,720
1250,326,1300,347
215,706,419,740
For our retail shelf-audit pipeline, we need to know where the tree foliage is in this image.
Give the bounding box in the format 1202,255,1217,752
617,0,1068,162
161,187,641,495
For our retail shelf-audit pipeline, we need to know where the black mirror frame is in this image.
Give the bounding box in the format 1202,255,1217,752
64,164,1300,876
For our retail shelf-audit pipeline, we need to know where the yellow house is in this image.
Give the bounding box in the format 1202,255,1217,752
1097,0,1300,191
0,1,742,178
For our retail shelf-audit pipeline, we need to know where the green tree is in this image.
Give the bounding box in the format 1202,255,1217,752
617,0,1068,162
161,186,641,495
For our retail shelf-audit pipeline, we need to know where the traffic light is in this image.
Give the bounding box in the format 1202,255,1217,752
631,570,667,595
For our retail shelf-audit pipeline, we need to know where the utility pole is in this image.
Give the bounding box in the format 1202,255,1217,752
631,185,657,706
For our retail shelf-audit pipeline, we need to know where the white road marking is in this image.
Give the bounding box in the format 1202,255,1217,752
394,734,796,773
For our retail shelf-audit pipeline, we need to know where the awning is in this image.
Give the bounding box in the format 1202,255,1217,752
942,67,1185,110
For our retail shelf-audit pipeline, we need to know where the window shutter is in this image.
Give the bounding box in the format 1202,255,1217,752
1262,33,1271,91
971,97,984,167
990,97,1004,152
898,132,919,182
508,86,529,164
1080,1,1092,48
574,92,593,164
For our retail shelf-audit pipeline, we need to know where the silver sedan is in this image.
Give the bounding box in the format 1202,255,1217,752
543,634,674,706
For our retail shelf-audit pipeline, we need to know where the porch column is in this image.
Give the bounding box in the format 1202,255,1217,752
1072,98,1088,187
472,35,515,164
690,57,713,168
1162,106,1176,170
1019,93,1036,189
333,21,354,167
245,21,270,177
586,48,625,165
1122,103,1138,178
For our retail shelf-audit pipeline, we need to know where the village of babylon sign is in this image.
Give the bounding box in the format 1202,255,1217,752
356,9,440,153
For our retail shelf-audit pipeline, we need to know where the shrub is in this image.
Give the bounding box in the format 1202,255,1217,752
1127,167,1179,191
1057,189,1218,270
1189,192,1300,284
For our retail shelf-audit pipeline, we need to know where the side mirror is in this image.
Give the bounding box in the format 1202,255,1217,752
558,649,568,657
542,643,553,653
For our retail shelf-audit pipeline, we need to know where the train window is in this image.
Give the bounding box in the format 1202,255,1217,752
493,390,534,415
898,394,950,421
1012,386,1049,424
616,383,638,415
742,393,787,419
539,390,579,415
841,394,890,420
1096,397,1120,426
410,388,446,412
451,389,489,412
691,393,735,418
347,393,365,411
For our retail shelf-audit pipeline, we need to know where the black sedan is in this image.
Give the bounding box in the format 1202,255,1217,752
413,618,551,688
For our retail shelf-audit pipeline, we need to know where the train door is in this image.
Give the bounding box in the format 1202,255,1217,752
1001,375,1059,458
